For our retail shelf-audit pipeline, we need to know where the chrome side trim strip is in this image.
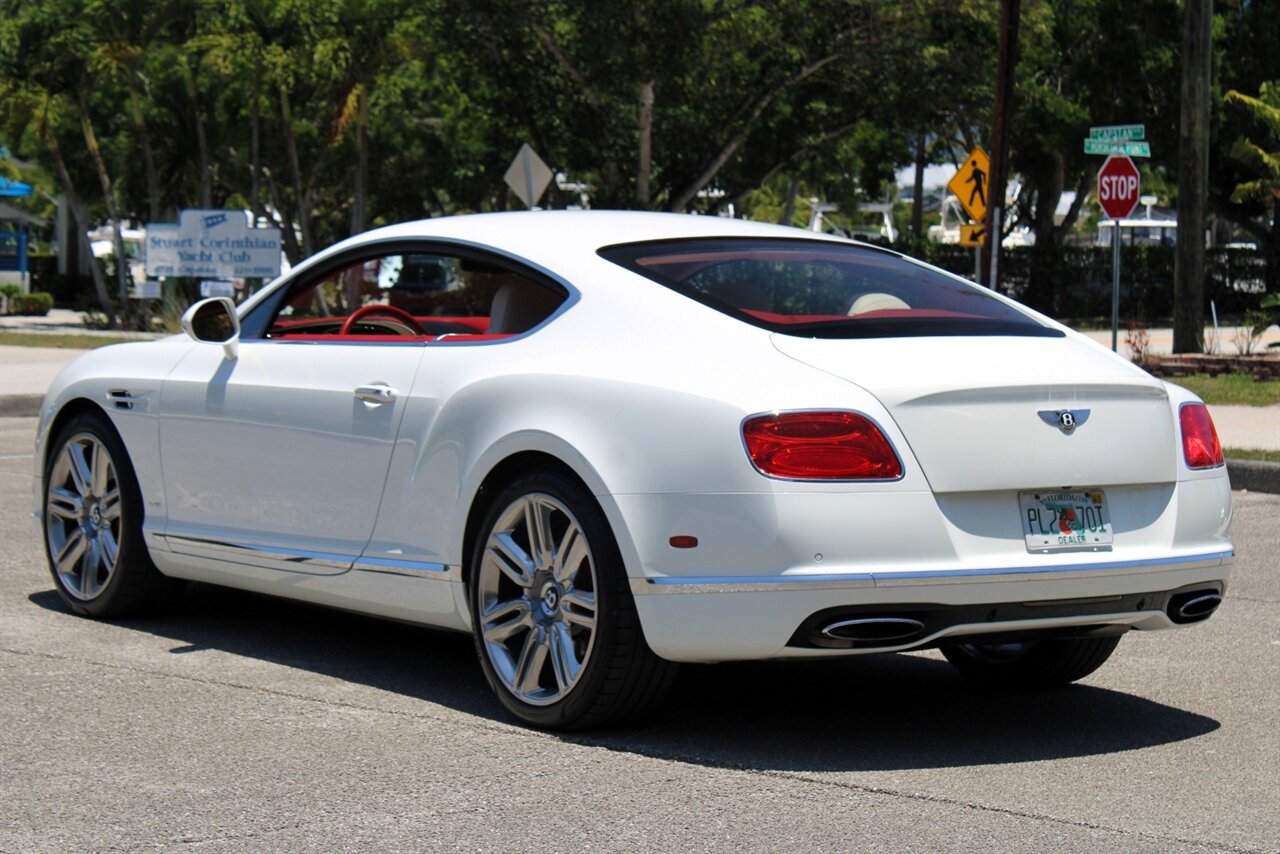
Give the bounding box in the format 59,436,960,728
870,550,1232,587
631,574,876,594
629,550,1233,596
142,528,169,553
164,534,353,571
352,557,461,582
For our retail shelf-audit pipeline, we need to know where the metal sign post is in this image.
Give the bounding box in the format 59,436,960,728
1111,219,1121,352
1088,126,1146,352
988,206,1002,289
1096,154,1141,352
947,147,991,281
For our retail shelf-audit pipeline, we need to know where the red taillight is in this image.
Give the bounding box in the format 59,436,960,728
1180,403,1224,469
743,411,902,480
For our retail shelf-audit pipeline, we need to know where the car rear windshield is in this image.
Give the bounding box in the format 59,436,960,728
599,238,1062,339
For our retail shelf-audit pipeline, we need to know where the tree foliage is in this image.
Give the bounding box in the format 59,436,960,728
1,0,1277,328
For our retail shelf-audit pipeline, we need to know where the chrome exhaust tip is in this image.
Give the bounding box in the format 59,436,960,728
1171,592,1222,622
819,617,927,645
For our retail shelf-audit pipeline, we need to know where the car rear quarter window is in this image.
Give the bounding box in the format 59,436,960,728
599,238,1062,339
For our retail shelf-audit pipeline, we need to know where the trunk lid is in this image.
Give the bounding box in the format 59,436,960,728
772,334,1176,492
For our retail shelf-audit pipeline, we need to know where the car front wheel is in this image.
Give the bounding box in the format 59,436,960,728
469,470,676,729
43,411,178,617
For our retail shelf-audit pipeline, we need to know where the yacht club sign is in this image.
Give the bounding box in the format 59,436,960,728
145,209,282,279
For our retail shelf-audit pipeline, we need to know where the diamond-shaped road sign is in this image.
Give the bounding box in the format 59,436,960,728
946,146,991,224
504,143,553,209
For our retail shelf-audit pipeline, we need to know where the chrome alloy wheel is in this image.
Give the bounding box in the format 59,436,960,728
476,493,598,706
45,433,122,601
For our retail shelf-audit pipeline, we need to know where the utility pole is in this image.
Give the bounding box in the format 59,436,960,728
982,0,1020,289
1173,0,1213,353
911,130,926,239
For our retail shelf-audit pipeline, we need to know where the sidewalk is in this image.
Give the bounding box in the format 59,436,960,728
0,307,164,338
0,310,164,414
1080,324,1280,355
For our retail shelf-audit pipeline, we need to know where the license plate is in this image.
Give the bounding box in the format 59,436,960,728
1018,490,1113,551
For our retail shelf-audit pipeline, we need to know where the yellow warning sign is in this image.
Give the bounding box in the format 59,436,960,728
947,147,991,224
959,223,987,247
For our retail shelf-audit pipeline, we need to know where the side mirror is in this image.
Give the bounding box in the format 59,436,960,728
181,297,241,360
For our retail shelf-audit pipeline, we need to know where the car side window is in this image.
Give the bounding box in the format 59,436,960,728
261,250,566,340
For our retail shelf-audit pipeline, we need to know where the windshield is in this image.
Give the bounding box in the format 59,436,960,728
599,238,1061,339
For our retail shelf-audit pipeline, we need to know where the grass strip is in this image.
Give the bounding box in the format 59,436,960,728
0,331,150,350
1224,448,1280,463
1170,373,1280,407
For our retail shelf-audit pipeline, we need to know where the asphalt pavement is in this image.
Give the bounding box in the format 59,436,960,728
1,413,1278,852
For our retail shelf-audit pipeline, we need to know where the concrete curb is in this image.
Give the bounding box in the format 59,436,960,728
0,394,43,417
1227,459,1280,494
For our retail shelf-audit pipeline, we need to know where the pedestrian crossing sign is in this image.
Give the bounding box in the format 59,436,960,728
947,147,991,224
959,223,987,247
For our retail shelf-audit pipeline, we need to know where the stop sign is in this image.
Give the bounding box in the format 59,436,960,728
1097,154,1140,220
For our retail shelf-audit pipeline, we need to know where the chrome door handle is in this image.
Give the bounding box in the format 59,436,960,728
354,384,398,404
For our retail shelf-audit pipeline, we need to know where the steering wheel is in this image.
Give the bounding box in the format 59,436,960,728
339,304,427,336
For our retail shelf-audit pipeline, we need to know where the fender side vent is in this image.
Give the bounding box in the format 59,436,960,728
107,389,146,411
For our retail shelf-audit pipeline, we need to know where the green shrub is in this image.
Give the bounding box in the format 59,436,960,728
891,241,1269,324
10,291,54,316
0,284,20,299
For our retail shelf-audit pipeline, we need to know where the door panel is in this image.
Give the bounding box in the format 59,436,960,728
159,340,425,573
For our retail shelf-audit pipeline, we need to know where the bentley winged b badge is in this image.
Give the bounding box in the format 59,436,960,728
1038,408,1090,433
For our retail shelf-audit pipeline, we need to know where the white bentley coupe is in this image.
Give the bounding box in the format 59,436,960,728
34,211,1233,729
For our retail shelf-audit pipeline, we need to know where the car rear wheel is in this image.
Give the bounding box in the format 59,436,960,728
939,635,1121,687
469,469,676,730
43,411,178,617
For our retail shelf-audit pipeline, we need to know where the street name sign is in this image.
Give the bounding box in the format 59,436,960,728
946,146,991,224
145,209,282,279
1083,139,1151,157
1097,155,1141,220
1089,124,1145,141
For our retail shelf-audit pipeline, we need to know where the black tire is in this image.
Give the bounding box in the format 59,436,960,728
42,410,179,617
940,635,1121,688
468,469,677,730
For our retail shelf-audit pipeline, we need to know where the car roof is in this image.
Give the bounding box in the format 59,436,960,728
312,211,864,270
239,211,888,316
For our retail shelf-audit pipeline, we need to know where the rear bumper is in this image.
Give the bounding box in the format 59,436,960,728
631,550,1232,662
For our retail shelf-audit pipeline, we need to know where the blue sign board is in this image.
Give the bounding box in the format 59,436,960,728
0,230,28,274
0,176,34,197
145,209,282,279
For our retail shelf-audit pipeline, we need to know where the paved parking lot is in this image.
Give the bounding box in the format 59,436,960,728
2,414,1277,853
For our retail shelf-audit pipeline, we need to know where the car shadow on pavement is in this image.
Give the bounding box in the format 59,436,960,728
583,655,1221,773
28,584,498,718
29,583,1220,773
